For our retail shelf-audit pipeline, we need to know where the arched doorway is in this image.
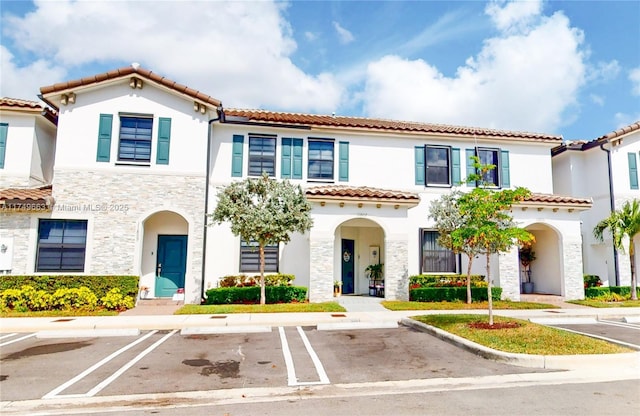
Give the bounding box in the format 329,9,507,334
141,211,189,298
521,223,563,295
334,218,385,296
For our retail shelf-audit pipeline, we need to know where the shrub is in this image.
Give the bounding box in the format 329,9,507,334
51,287,98,310
585,286,640,299
204,285,307,304
0,288,28,312
217,273,295,288
409,274,486,288
0,275,139,299
584,274,602,288
101,288,135,311
410,287,502,302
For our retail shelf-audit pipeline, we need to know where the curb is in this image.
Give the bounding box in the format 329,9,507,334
400,317,640,370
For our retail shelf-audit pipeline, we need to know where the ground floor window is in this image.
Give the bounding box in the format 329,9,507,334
36,219,88,272
420,229,456,273
240,240,279,272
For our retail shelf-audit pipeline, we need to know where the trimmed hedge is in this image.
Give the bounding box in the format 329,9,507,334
218,273,295,288
0,275,139,299
410,287,502,302
584,286,640,299
409,274,486,288
204,286,307,305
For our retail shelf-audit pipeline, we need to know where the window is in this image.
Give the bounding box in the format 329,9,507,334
118,116,153,162
0,122,8,169
420,229,456,273
426,146,451,186
36,220,88,272
240,240,279,272
248,135,276,176
308,139,334,180
477,147,500,187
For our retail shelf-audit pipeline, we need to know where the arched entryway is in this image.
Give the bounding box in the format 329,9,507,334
140,210,189,298
520,223,563,296
334,218,385,296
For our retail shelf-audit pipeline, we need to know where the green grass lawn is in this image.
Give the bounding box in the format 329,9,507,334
413,314,633,355
175,302,346,315
382,300,559,311
567,299,640,308
0,309,119,318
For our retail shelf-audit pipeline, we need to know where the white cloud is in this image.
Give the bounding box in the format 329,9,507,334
589,94,604,106
630,67,640,96
304,31,318,42
586,60,621,83
1,0,344,112
333,21,355,44
0,46,67,101
485,0,542,34
361,2,586,133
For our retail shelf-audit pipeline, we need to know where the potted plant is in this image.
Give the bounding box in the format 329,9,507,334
139,285,149,300
365,263,384,297
333,280,342,297
365,263,384,280
519,244,536,294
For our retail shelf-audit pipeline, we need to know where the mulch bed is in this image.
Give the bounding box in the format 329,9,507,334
468,321,521,330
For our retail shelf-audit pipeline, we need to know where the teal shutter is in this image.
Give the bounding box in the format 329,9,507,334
156,117,172,165
415,146,425,185
501,150,510,188
339,141,349,181
292,139,303,179
231,135,244,177
629,153,638,190
281,138,292,178
0,123,7,169
451,147,460,185
96,114,113,162
465,149,476,187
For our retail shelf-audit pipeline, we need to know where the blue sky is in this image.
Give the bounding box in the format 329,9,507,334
1,0,638,140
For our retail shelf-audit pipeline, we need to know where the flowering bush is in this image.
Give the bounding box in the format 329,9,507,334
584,274,602,289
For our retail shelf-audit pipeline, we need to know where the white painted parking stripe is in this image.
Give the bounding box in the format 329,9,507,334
181,326,272,335
598,319,640,330
0,332,17,341
0,333,35,347
36,329,140,338
85,329,178,397
296,326,330,385
278,326,298,386
42,330,158,399
551,326,640,350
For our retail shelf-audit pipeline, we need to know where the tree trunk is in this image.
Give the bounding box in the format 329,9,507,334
486,252,493,326
630,240,638,301
466,255,474,304
259,245,266,305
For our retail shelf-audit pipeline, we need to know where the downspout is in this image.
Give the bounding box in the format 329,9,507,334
200,108,223,303
599,142,620,285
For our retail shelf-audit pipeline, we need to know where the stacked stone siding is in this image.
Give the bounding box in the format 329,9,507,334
498,249,520,301
309,238,333,302
384,239,408,301
563,239,585,300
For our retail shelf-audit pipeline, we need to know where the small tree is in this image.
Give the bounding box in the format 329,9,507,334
210,173,313,305
593,199,640,300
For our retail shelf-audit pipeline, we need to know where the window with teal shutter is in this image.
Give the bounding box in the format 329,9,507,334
415,146,425,185
156,117,171,165
465,149,476,187
339,141,349,181
500,150,510,188
281,138,303,179
451,148,461,185
0,123,7,169
292,139,303,179
629,153,638,190
281,138,292,178
231,134,244,177
96,114,113,162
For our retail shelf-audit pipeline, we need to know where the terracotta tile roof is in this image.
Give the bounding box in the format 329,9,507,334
40,65,222,109
306,185,420,203
552,121,640,156
0,97,58,125
224,109,562,143
522,193,592,207
598,121,640,141
0,185,54,211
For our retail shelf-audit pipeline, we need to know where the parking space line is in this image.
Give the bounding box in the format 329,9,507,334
278,326,298,386
296,326,329,385
598,320,640,330
42,330,158,399
552,326,640,350
0,333,35,347
0,333,17,341
85,329,178,397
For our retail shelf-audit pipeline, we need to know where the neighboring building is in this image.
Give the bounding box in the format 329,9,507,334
1,65,593,303
552,122,640,287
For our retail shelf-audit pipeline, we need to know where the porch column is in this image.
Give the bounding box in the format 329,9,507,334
563,238,585,300
384,238,408,301
498,248,520,301
309,237,334,303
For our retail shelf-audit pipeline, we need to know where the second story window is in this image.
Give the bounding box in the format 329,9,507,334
477,147,500,187
118,116,153,162
308,139,334,180
248,135,276,176
426,146,451,186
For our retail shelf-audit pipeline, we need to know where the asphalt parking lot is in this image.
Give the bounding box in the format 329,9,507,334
531,317,640,349
0,326,552,402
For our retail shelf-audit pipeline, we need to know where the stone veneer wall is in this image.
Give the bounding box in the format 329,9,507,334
498,248,520,301
52,170,206,303
384,239,408,301
0,213,33,274
563,239,585,300
308,238,333,303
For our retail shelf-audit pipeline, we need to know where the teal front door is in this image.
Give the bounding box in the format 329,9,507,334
155,235,187,297
341,239,355,294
